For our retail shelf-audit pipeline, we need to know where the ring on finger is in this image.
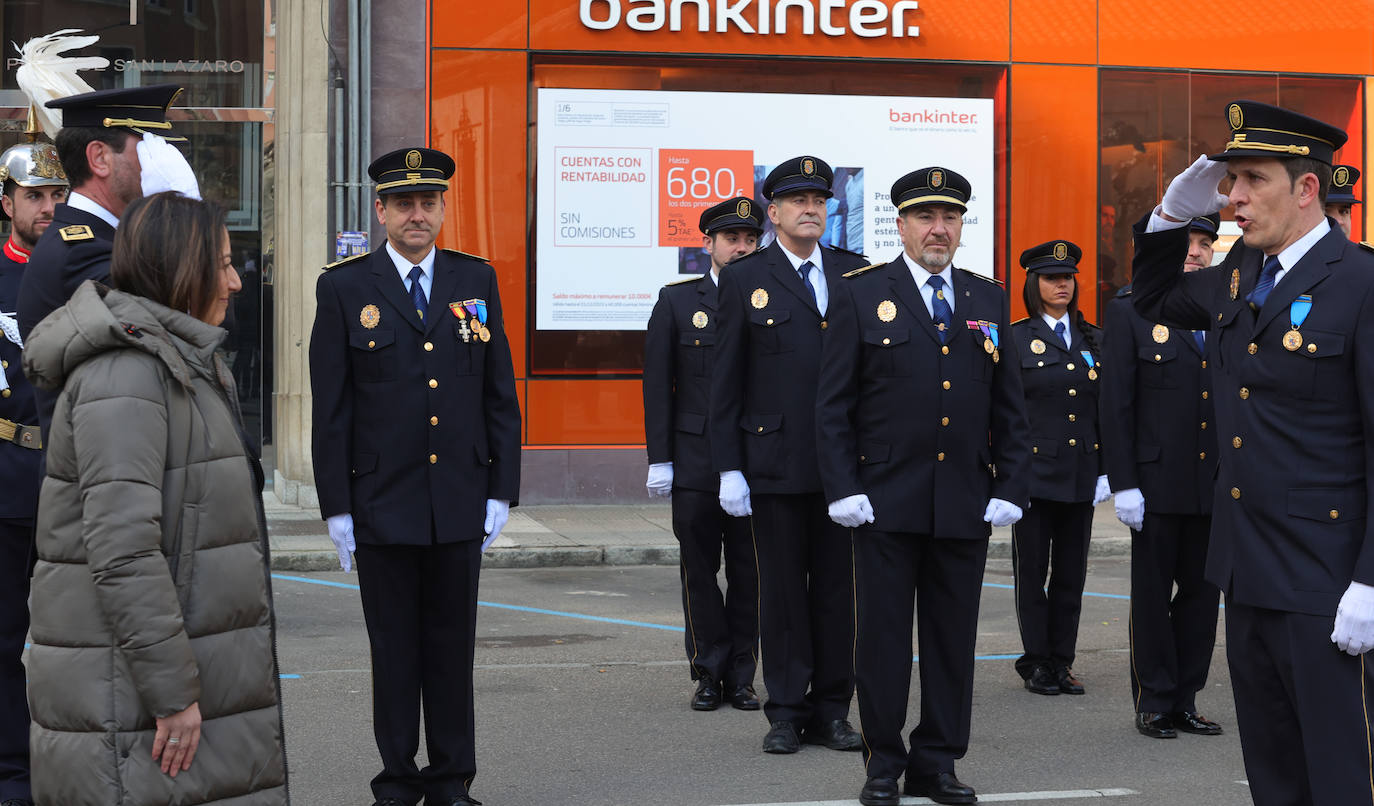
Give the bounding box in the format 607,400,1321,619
167,737,182,745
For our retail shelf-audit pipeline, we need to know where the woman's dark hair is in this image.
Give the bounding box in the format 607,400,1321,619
1021,271,1101,354
111,192,227,319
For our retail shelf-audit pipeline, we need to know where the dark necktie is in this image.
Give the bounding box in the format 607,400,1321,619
1054,320,1069,348
928,275,952,343
1193,330,1206,352
798,260,818,305
1247,255,1282,309
408,266,428,321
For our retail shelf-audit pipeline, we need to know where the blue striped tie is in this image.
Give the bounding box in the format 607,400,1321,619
798,261,818,305
408,266,428,321
929,275,952,343
1247,256,1281,309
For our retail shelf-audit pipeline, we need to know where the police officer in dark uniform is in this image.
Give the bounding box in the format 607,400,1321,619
1324,163,1360,238
817,167,1030,806
1101,215,1223,740
1010,241,1111,697
1131,100,1374,805
309,147,521,806
710,155,867,755
16,83,184,436
644,198,762,712
0,138,68,806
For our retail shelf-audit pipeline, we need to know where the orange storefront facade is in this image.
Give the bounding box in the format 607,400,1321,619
424,1,1372,501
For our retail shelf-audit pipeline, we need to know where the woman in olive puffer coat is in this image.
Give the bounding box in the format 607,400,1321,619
21,192,287,805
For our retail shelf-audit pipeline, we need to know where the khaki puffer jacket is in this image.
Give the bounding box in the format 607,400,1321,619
22,281,287,805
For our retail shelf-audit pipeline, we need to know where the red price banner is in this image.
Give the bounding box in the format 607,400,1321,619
657,149,755,248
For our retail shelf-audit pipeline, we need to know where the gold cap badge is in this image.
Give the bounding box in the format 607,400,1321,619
931,170,944,189
801,158,815,177
1053,242,1068,261
405,150,423,170
736,199,751,218
1335,166,1351,187
1228,103,1243,131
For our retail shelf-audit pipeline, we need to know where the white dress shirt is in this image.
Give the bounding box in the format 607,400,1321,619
778,242,827,315
65,191,120,229
1042,311,1072,347
902,252,955,319
386,241,436,301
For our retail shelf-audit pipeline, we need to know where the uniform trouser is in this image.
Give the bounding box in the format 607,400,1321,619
1012,498,1093,678
1128,512,1219,714
854,529,988,781
751,492,855,727
672,488,759,689
356,540,481,805
1226,601,1374,806
0,519,32,802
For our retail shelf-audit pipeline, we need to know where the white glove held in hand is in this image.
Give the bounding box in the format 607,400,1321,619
1114,488,1145,531
482,499,511,552
1093,475,1113,506
719,470,752,517
827,494,875,528
1160,155,1228,222
646,462,673,498
137,132,202,200
1331,580,1374,655
326,513,356,572
983,498,1023,528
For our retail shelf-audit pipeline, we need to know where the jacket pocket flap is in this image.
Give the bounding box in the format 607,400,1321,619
749,310,790,327
1022,351,1061,368
1288,488,1365,523
858,443,890,464
676,412,706,434
352,452,378,476
1031,440,1058,457
862,329,910,347
1294,329,1344,358
680,332,716,346
1137,344,1178,363
349,329,395,350
740,413,783,435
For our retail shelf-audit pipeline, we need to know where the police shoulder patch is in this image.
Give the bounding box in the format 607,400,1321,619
1115,284,1134,297
59,225,94,242
323,253,368,271
957,268,1004,287
442,248,490,262
664,274,703,286
842,262,884,278
827,245,868,259
1010,316,1029,325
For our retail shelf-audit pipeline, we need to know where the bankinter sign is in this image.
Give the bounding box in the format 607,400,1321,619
579,0,922,37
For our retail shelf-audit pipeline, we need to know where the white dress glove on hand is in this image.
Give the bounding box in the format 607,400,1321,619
1160,155,1228,222
1093,475,1113,506
137,132,202,200
827,493,875,528
983,498,1023,528
1331,580,1374,655
719,470,752,517
326,513,356,572
1114,488,1145,531
482,499,511,552
646,462,673,498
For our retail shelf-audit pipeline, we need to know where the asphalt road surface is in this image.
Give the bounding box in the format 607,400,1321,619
273,556,1254,806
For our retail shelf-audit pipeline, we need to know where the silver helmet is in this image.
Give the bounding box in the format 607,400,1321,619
0,141,68,189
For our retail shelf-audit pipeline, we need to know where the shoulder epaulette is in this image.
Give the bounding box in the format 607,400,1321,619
826,245,867,259
842,262,885,278
1360,241,1374,254
664,274,703,286
726,249,766,266
956,268,1004,287
442,248,490,263
1011,316,1029,325
1115,284,1134,297
323,253,368,271
59,225,94,243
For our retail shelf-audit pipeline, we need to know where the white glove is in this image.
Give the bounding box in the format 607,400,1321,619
326,513,356,572
827,494,875,528
1332,580,1374,655
646,462,673,498
1114,488,1145,531
482,499,511,552
1160,155,1228,222
983,498,1023,528
719,470,752,517
1093,475,1112,506
137,132,202,200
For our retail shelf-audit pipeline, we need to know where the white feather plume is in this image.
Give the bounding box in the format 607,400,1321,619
15,29,110,140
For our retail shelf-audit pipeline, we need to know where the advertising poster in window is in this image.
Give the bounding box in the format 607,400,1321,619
535,88,995,331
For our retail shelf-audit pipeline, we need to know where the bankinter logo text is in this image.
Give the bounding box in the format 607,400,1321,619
579,0,921,38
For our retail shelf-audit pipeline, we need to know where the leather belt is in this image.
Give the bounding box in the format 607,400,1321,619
0,417,41,450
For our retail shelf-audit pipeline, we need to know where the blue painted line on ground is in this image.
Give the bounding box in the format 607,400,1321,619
279,674,301,679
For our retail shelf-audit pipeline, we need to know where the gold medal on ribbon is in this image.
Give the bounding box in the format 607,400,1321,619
1152,324,1169,344
983,337,995,355
1030,338,1046,355
1230,268,1240,300
992,347,1000,364
877,300,897,322
692,310,708,329
360,304,381,329
1282,329,1302,351
751,288,769,309
1088,368,1099,381
479,326,492,343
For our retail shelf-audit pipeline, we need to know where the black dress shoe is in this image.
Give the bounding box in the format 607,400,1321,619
802,718,863,751
728,684,761,710
1171,711,1223,735
905,771,977,804
427,796,482,806
1135,711,1177,739
691,679,722,711
859,776,900,806
2,799,35,806
372,800,411,806
1024,663,1059,695
762,720,801,754
1057,667,1085,695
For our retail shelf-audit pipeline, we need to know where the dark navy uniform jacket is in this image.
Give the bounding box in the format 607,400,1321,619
0,248,41,522
1132,217,1374,616
309,247,521,546
815,256,1031,537
1013,315,1104,504
1100,289,1216,515
643,273,723,493
710,240,867,494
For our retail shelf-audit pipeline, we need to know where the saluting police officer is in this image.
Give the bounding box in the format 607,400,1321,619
1101,215,1223,740
0,138,68,806
1324,164,1361,238
1010,241,1111,697
1131,100,1374,805
644,198,762,712
710,155,867,755
309,147,521,806
816,167,1030,806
